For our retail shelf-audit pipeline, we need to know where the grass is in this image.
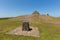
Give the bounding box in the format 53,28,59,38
0,17,13,20
0,18,60,40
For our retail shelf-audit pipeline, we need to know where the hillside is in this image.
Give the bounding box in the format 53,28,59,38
0,11,60,40
9,11,60,24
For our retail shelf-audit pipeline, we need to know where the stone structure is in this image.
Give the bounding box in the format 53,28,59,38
22,21,31,31
47,14,49,16
32,11,40,16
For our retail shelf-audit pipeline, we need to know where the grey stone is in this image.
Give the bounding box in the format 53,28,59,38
22,22,31,31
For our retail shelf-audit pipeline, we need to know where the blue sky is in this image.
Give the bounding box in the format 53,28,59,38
0,0,60,18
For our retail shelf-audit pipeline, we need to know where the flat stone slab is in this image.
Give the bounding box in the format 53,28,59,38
6,26,40,37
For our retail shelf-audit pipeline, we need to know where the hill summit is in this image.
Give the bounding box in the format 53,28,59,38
32,11,40,15
9,11,60,24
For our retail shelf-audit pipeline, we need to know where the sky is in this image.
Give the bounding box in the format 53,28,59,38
0,0,60,18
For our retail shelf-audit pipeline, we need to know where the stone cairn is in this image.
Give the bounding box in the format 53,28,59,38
32,11,40,16
22,21,32,31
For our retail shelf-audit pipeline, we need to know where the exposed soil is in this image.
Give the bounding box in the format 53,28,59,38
6,26,40,37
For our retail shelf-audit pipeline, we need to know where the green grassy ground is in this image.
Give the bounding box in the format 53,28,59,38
0,19,60,40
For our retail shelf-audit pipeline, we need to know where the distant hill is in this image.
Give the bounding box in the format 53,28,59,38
8,11,60,24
